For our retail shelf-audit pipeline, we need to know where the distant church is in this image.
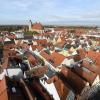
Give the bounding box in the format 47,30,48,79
29,20,44,33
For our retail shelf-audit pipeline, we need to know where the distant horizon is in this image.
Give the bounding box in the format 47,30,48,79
0,20,100,27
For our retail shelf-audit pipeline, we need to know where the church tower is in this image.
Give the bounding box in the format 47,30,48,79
29,20,32,31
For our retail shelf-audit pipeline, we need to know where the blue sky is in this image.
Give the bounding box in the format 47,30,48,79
0,0,100,25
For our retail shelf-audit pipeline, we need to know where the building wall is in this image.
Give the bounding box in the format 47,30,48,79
15,33,24,38
30,29,44,33
5,68,23,80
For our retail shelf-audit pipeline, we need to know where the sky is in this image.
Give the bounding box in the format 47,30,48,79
0,0,100,25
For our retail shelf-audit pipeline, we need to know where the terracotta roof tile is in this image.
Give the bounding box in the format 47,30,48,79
36,45,44,51
31,79,53,100
40,51,52,61
25,52,38,66
77,49,86,59
32,22,44,30
51,52,65,67
31,66,48,77
53,76,72,100
72,66,97,85
86,51,100,66
31,45,44,51
60,67,87,94
0,77,8,100
36,39,47,46
82,60,100,76
56,41,66,47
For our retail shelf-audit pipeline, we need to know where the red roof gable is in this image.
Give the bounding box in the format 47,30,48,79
40,51,52,61
36,39,47,46
32,22,44,30
51,52,65,67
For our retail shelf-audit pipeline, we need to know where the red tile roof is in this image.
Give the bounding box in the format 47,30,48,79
25,52,38,66
0,77,8,100
72,66,97,85
32,22,44,30
40,51,66,67
32,66,48,77
40,51,52,61
60,67,87,94
51,52,65,67
77,49,86,59
36,46,44,51
31,45,37,51
86,51,100,66
75,28,85,36
31,45,44,51
82,60,100,76
31,79,53,100
36,39,47,46
56,41,66,47
46,75,72,100
54,78,71,100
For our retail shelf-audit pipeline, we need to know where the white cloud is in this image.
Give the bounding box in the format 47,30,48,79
0,0,100,25
82,12,100,19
